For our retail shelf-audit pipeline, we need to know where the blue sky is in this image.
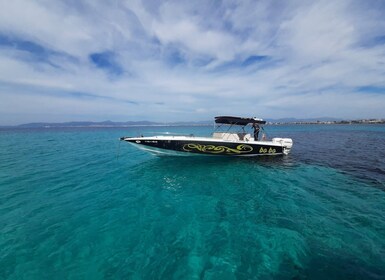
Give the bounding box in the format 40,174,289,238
1,0,385,125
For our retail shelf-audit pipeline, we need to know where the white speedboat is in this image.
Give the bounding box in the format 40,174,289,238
120,116,293,156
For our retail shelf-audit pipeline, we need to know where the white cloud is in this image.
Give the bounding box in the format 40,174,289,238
0,0,385,125
277,1,356,61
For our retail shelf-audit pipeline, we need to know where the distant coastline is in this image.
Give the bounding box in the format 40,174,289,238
9,120,213,129
1,118,384,128
268,119,385,125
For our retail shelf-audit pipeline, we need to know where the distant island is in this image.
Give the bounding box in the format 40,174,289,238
5,118,384,128
14,120,212,128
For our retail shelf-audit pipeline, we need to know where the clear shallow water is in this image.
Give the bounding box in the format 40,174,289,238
0,125,384,279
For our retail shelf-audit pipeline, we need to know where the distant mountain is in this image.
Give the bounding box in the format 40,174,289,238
17,121,158,128
16,120,212,128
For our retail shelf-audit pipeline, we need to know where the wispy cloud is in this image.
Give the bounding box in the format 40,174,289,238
0,0,385,124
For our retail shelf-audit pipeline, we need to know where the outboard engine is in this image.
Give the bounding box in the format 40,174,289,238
272,138,293,155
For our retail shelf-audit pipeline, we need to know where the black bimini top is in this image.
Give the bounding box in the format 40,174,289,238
215,116,266,125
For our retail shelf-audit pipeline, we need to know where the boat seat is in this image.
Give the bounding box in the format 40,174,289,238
237,133,251,141
212,132,252,141
213,132,240,141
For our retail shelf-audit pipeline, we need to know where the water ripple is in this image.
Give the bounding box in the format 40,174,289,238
0,126,385,279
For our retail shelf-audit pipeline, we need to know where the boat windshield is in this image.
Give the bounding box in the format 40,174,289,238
214,122,253,134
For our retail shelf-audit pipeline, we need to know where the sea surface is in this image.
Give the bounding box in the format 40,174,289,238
0,124,384,279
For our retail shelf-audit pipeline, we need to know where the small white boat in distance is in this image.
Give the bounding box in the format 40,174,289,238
120,116,293,156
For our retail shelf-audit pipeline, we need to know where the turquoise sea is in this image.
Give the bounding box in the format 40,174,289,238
1,124,385,279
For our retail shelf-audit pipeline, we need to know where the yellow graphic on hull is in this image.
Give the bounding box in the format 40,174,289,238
259,147,277,154
182,143,253,154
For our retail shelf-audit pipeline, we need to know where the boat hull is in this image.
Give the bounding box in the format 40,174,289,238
121,137,288,157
